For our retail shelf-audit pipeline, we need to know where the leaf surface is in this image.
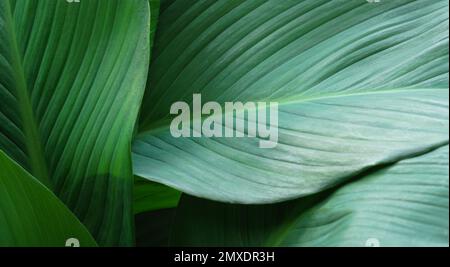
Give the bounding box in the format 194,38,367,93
171,146,449,247
133,0,448,203
0,0,150,245
0,150,97,247
134,177,181,215
135,208,176,247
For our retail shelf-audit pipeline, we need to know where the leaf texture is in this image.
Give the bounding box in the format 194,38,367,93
0,150,97,247
133,0,449,203
134,177,181,215
0,0,150,245
171,145,449,247
139,0,448,126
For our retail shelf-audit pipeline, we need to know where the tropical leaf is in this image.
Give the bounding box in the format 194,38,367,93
171,145,449,247
134,177,181,215
133,0,449,203
135,208,177,247
0,0,150,245
0,150,97,247
149,0,161,49
171,194,303,247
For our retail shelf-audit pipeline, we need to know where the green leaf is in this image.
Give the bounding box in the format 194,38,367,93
149,0,161,49
133,0,448,203
0,150,97,247
135,208,176,247
134,177,181,215
0,0,150,245
171,145,449,247
171,194,304,247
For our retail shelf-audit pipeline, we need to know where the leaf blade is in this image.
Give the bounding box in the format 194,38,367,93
0,150,97,247
0,0,150,245
134,0,449,203
171,145,449,247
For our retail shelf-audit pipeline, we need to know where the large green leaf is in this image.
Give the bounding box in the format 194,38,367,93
149,0,161,49
0,0,150,245
171,145,449,247
134,177,181,215
133,0,449,203
0,150,97,247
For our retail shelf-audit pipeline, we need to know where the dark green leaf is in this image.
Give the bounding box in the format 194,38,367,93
136,208,176,247
133,0,449,203
134,177,181,215
0,0,150,245
0,150,97,247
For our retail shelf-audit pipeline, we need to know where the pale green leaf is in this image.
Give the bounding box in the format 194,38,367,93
171,146,449,247
133,0,448,203
135,208,176,247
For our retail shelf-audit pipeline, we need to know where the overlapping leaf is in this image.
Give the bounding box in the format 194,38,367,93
134,177,180,215
171,146,449,247
0,0,150,245
133,0,449,203
0,150,97,247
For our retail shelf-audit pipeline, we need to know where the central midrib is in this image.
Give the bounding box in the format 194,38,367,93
5,0,51,188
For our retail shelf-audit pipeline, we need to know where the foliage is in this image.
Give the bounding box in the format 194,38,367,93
0,0,448,247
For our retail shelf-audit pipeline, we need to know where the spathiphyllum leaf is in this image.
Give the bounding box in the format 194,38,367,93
133,0,449,203
171,146,449,247
0,0,150,245
0,150,97,247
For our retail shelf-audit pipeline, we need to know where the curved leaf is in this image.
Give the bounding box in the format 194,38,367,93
0,150,97,247
133,0,448,203
135,208,176,247
0,0,150,245
171,145,449,247
280,146,449,247
134,177,181,215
